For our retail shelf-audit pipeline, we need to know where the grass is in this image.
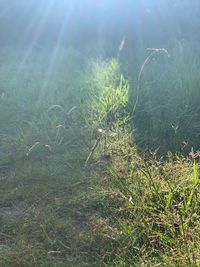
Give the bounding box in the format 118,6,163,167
127,40,200,154
0,44,200,266
89,129,200,266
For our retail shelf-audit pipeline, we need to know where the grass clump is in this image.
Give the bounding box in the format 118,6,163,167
127,41,200,154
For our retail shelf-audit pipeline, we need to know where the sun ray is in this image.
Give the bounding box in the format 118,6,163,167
13,0,57,80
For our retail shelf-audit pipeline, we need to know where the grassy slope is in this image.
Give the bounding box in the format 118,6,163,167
0,47,199,266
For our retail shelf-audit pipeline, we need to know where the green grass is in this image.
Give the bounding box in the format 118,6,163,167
0,45,200,266
126,40,200,154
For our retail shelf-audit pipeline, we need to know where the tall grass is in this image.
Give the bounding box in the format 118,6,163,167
71,52,200,266
0,44,199,266
127,40,200,154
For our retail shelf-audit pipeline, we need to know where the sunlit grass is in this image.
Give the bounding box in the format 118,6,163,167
0,44,199,266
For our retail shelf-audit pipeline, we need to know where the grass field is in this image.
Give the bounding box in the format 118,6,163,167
0,45,200,266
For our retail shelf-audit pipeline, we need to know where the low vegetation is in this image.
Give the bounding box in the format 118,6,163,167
0,44,199,266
